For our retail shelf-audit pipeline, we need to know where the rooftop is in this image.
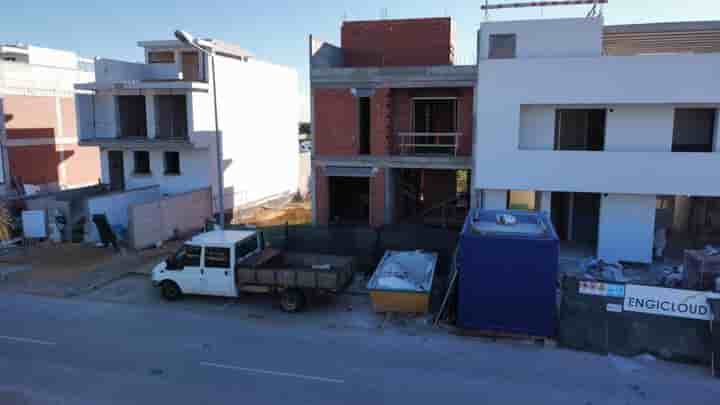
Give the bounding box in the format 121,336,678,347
137,39,254,60
187,230,256,246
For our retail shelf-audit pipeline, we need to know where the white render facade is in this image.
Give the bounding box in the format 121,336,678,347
77,38,300,214
473,17,720,263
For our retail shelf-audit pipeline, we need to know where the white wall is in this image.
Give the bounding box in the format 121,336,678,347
482,189,508,209
98,148,211,196
597,194,657,263
212,55,300,209
474,52,720,196
477,18,603,60
27,46,80,70
85,185,162,242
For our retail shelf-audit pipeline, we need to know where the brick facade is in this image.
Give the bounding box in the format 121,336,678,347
314,165,329,225
2,95,100,189
314,89,357,156
369,169,386,227
341,18,453,67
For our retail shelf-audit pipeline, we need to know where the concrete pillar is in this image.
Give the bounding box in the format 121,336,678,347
314,166,329,225
370,168,386,227
673,195,692,233
482,189,508,210
384,168,395,224
537,191,552,215
145,92,156,139
174,50,183,80
597,194,657,264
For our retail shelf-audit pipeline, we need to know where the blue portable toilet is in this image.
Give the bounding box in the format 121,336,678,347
457,209,559,338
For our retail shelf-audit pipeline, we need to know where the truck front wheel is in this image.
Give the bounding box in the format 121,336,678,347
161,281,182,301
280,289,306,313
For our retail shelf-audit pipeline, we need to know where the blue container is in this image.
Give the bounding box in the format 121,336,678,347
457,209,559,338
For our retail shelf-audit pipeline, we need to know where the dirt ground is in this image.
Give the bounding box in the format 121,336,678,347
233,200,311,227
0,242,177,297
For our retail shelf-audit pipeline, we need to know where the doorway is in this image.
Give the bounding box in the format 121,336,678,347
328,176,369,225
551,192,600,246
108,151,125,191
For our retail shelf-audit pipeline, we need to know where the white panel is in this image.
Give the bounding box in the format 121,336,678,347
478,18,603,60
519,105,554,150
604,106,674,152
483,189,508,209
597,194,656,263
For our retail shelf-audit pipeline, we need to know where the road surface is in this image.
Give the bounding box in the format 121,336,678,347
0,292,718,404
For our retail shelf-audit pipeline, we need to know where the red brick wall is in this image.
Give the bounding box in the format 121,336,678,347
390,87,474,156
342,18,453,67
314,89,357,156
61,145,101,186
4,95,56,135
314,166,329,225
8,145,60,185
2,95,101,188
370,88,392,155
369,169,386,227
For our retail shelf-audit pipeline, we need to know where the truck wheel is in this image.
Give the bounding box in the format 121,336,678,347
161,281,182,301
280,289,305,313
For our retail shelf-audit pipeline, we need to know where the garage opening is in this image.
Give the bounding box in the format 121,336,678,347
551,192,601,254
555,109,606,151
657,195,720,260
394,169,469,228
329,176,369,225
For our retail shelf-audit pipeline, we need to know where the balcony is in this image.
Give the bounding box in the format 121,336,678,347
397,132,461,156
79,59,209,92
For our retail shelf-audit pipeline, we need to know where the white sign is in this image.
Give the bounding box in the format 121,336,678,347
579,281,625,298
606,303,623,313
623,285,713,321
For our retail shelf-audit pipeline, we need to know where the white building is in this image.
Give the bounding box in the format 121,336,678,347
77,38,299,217
474,17,720,263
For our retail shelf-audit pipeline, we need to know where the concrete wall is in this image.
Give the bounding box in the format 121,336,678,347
98,147,211,196
310,37,344,68
85,185,162,242
212,55,299,210
474,51,720,196
128,187,212,249
298,151,311,198
341,18,454,67
597,194,657,263
478,18,603,60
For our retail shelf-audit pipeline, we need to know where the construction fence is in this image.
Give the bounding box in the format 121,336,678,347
559,276,719,374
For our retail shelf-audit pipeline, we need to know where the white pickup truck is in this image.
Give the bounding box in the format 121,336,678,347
151,230,354,312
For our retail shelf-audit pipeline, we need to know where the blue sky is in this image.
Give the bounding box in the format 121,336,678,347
2,0,718,120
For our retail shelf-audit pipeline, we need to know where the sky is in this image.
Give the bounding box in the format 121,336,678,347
2,0,718,121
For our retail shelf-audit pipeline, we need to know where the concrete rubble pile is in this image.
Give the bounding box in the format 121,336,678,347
369,251,435,292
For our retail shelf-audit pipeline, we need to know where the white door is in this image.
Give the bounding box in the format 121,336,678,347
172,244,205,294
202,246,236,297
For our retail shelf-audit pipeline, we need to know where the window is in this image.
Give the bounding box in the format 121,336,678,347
236,236,259,260
164,151,180,175
672,108,716,152
204,247,231,268
508,190,537,211
358,97,370,154
133,151,151,174
554,109,606,151
148,51,175,64
181,245,202,267
3,57,17,62
489,34,516,59
155,95,188,139
117,95,147,138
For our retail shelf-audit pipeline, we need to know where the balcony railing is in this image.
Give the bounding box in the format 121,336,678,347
397,132,460,156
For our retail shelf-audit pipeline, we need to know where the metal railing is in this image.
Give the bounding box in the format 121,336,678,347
396,132,461,156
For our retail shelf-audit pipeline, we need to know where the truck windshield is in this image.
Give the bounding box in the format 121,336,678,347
173,245,202,267
236,235,259,259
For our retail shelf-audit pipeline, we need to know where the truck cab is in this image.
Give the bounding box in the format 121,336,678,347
151,230,262,300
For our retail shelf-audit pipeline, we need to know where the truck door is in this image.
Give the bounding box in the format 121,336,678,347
170,244,204,294
202,246,235,297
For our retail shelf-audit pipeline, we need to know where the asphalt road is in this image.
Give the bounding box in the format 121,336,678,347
0,292,718,405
